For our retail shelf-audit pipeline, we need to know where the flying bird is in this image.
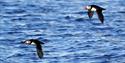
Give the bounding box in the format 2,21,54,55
22,39,44,59
85,5,106,24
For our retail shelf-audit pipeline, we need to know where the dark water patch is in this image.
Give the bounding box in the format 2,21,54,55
103,34,113,37
92,22,103,26
77,45,92,50
43,56,59,59
115,20,125,23
90,27,113,31
74,53,92,58
49,34,63,38
29,17,42,21
67,47,76,52
0,1,7,5
118,11,125,13
93,54,114,60
57,25,73,28
18,45,28,49
1,2,19,7
114,54,125,58
84,45,92,48
61,55,74,59
2,28,25,32
0,58,9,63
38,37,50,43
39,7,57,13
26,34,43,36
117,33,125,36
64,16,71,19
111,47,124,50
57,28,68,31
22,4,41,9
50,61,59,63
61,34,74,37
6,31,22,34
73,11,86,15
18,17,42,21
97,39,109,42
75,18,84,22
0,15,16,18
97,60,110,63
26,4,38,8
87,40,97,43
0,39,15,42
26,23,51,29
22,14,41,17
5,9,26,14
115,29,123,33
24,5,56,13
11,17,27,21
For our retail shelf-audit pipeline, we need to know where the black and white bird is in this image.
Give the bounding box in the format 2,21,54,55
22,39,44,59
85,5,106,24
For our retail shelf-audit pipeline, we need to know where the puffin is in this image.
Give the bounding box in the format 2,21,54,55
85,5,106,24
22,39,44,59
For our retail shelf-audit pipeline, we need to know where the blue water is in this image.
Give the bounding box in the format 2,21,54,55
0,0,125,63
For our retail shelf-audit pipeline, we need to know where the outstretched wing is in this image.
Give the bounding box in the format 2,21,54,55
96,10,104,24
88,10,94,19
37,49,43,59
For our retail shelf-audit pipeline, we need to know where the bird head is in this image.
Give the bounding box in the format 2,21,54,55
22,40,35,45
84,5,91,10
22,39,44,45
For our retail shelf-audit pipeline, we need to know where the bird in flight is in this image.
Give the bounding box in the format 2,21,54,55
22,39,44,59
85,5,106,24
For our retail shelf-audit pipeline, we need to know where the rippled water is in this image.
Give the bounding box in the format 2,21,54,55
0,0,125,63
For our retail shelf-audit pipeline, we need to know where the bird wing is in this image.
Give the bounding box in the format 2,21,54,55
96,10,104,24
37,49,43,59
88,10,94,19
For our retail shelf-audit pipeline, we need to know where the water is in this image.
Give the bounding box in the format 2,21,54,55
0,0,125,63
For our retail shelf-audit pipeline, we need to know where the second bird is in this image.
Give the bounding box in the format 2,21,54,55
85,5,106,24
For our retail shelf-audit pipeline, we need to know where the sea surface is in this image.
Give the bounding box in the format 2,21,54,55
0,0,125,63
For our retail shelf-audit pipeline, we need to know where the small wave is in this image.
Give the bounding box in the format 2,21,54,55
118,11,125,13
